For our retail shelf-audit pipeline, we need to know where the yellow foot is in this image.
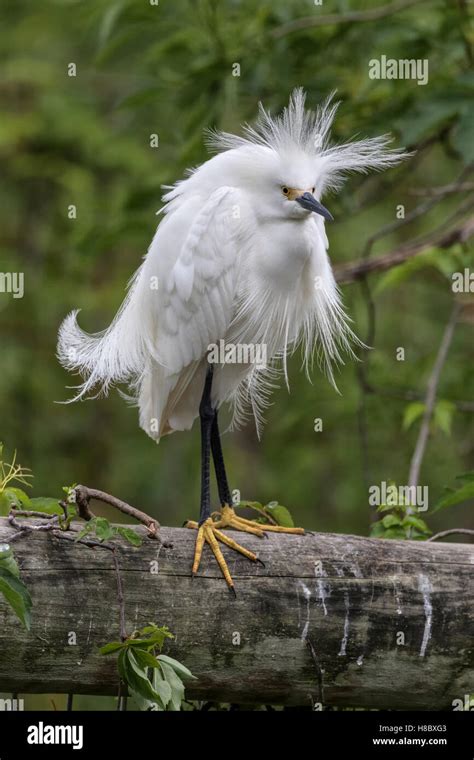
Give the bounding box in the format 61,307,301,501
215,504,305,536
185,516,261,596
185,505,304,593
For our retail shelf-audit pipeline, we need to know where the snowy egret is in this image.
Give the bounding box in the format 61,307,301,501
58,89,406,592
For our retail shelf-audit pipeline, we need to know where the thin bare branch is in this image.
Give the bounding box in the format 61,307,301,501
409,182,474,197
335,217,474,283
427,528,474,542
74,485,159,539
408,302,461,489
8,512,59,533
272,0,432,38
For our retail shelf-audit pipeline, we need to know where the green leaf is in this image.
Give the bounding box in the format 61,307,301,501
370,521,386,538
433,400,455,436
431,482,474,513
381,527,407,540
131,624,174,650
376,502,404,513
132,648,161,669
123,649,166,707
402,516,431,535
116,526,142,546
263,502,294,528
157,654,197,681
117,649,128,682
382,514,403,528
0,487,31,515
94,517,115,541
402,402,426,431
0,567,32,629
410,530,431,541
159,660,185,711
125,638,160,650
99,640,126,656
0,544,20,577
139,623,168,635
74,521,96,542
29,497,63,515
153,666,172,708
130,688,163,712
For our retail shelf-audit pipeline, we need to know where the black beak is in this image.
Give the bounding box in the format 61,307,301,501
295,192,334,222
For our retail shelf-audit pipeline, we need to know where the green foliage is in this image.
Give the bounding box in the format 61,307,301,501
371,508,432,541
29,497,64,515
0,543,32,629
370,483,432,540
75,516,142,546
402,399,456,436
0,443,33,514
238,500,295,527
431,472,474,513
0,444,67,516
100,623,196,711
371,470,474,539
402,402,426,431
433,400,456,437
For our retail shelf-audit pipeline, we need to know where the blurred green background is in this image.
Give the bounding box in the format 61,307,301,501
0,0,473,546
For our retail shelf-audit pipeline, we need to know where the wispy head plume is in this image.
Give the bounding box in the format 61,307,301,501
206,88,409,192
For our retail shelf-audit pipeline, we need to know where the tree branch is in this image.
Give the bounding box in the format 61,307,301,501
409,182,474,197
272,0,432,38
2,519,473,708
335,217,474,283
408,302,461,489
428,529,474,542
73,484,160,539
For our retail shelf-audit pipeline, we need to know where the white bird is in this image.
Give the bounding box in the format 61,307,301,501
58,89,406,592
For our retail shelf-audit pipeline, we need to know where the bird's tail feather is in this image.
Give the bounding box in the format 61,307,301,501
57,265,153,401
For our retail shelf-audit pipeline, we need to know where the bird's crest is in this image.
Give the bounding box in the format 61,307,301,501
207,88,337,155
206,88,408,192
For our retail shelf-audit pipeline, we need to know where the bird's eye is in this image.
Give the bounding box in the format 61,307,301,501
282,186,289,196
311,187,315,194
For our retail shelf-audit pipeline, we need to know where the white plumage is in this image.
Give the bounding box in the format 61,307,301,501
58,89,405,440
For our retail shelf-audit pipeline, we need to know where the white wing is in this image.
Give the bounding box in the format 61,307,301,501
58,185,248,441
155,186,244,372
138,185,248,437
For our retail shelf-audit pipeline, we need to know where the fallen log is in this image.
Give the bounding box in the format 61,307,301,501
0,518,472,709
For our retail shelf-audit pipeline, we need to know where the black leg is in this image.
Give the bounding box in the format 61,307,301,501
211,412,232,507
188,366,271,591
198,365,215,525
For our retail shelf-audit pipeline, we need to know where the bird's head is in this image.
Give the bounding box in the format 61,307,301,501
190,88,409,224
279,186,333,222
246,148,335,223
